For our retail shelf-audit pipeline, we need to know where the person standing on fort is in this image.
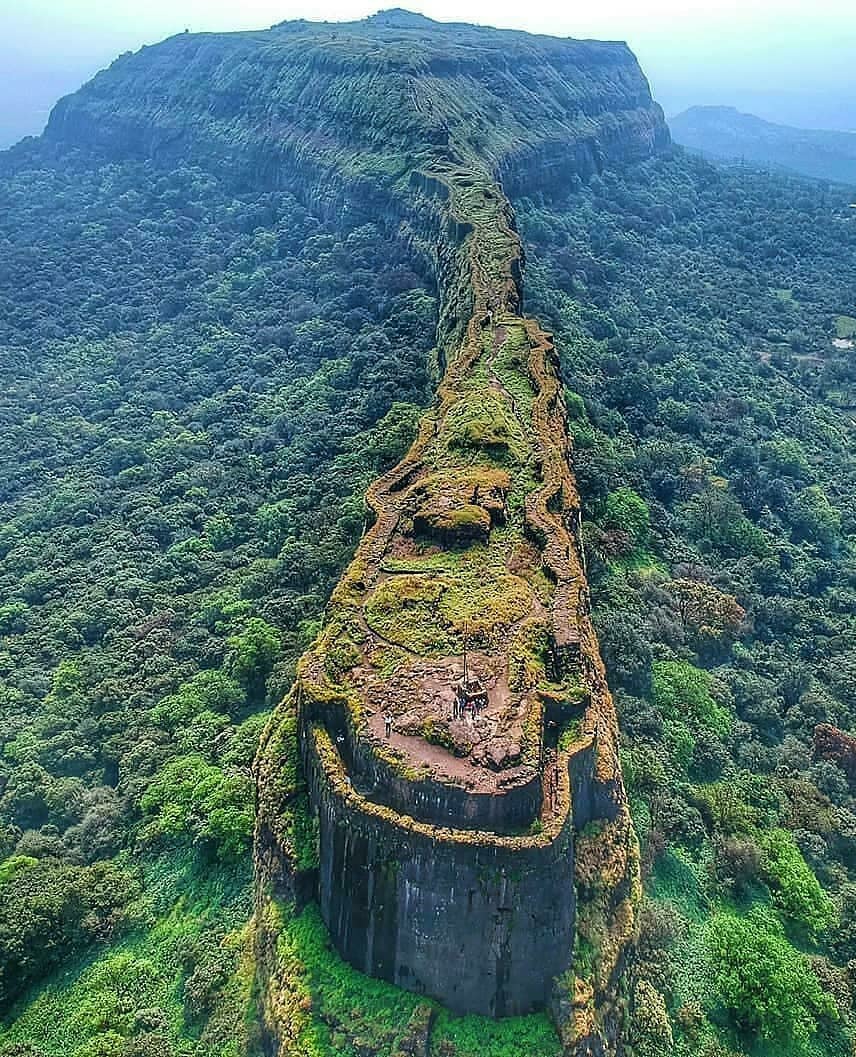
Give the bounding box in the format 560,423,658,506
384,713,393,739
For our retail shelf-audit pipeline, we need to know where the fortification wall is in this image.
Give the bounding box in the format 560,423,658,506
354,739,543,832
306,692,543,833
303,721,576,1018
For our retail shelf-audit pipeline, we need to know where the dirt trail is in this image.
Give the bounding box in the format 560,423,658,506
298,157,605,825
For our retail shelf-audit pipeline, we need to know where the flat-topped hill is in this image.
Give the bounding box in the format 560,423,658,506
246,11,649,1042
41,11,668,194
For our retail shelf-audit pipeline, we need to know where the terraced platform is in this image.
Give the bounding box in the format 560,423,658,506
251,15,649,1044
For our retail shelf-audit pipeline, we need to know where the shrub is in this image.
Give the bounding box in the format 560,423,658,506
651,660,731,739
758,828,836,939
140,755,254,862
0,859,138,1010
630,978,673,1057
708,907,836,1050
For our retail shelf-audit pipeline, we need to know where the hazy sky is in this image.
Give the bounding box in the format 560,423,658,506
3,0,856,148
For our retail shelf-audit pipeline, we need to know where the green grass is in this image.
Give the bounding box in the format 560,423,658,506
648,841,849,1057
835,313,856,338
444,391,524,457
0,853,255,1057
606,548,667,576
274,902,561,1057
277,902,424,1055
557,719,583,751
492,324,536,418
363,555,533,656
431,1009,560,1057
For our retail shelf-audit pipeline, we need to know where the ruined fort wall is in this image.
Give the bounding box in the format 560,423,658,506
567,738,624,834
303,722,576,1018
352,737,542,832
304,691,543,833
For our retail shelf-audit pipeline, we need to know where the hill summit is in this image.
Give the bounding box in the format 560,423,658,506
42,10,668,200
670,104,856,184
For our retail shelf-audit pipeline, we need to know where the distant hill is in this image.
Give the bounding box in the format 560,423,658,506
670,105,856,185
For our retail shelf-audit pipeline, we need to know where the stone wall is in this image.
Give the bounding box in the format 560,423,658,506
303,722,576,1018
307,693,543,833
567,738,622,834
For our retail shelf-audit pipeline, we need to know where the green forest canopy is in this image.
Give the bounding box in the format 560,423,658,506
0,134,855,1056
518,152,856,1056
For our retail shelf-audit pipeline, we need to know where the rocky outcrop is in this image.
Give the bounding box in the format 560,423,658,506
33,10,669,1054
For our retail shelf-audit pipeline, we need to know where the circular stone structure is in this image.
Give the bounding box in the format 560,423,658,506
255,129,641,1042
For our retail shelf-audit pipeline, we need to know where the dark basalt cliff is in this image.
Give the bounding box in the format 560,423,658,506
39,12,668,1054
43,9,667,203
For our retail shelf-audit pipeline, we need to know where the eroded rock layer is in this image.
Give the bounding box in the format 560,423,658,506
48,10,665,1053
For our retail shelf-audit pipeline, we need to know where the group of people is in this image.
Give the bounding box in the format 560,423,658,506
382,679,490,740
452,690,487,721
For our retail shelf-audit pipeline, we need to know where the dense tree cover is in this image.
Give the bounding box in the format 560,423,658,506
2,120,855,1057
0,146,435,1052
708,908,836,1048
0,858,138,1009
518,151,856,1056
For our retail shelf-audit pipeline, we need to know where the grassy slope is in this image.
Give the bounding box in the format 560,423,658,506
0,855,256,1057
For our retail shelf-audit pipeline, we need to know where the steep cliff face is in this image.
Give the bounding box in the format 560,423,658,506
36,11,667,1054
43,10,668,202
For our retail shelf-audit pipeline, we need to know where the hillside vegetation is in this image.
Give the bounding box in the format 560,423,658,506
518,152,856,1056
0,145,436,1054
0,12,855,1057
670,106,856,186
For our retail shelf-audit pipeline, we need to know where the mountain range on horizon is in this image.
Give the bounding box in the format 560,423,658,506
670,104,856,185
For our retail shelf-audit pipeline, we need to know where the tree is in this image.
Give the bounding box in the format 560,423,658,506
651,660,731,739
139,755,254,861
679,487,769,558
596,611,653,695
790,486,841,550
603,487,650,552
665,578,745,651
226,618,281,701
709,908,836,1050
0,859,138,1010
